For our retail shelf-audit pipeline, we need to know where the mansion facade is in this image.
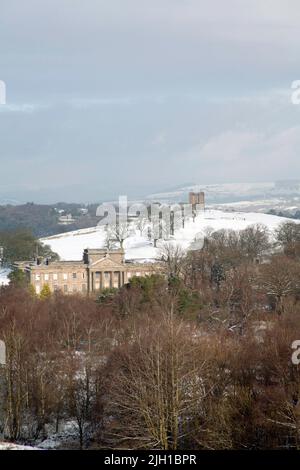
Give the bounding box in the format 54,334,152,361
15,248,158,295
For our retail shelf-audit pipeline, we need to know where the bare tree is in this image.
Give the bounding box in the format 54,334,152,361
106,221,131,249
257,256,300,313
275,221,300,247
104,313,212,449
160,243,186,280
239,224,270,261
275,222,300,259
135,217,149,237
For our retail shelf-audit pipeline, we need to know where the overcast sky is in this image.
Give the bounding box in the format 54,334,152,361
1,0,300,202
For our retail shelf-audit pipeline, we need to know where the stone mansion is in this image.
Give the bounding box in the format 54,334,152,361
15,248,157,295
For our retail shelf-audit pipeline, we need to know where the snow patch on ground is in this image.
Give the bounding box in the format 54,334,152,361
35,420,79,449
0,268,10,286
0,442,39,450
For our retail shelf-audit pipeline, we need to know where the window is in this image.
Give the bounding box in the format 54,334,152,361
64,285,68,293
72,273,77,279
73,285,77,292
44,273,49,281
105,272,110,280
35,274,40,281
63,273,68,280
35,285,40,294
53,273,58,281
82,284,86,292
53,284,59,291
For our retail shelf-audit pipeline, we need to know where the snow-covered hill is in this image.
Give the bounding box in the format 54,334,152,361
147,182,276,203
147,181,300,202
41,210,299,262
213,198,300,214
146,181,300,213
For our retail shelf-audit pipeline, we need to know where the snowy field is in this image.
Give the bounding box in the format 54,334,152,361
41,209,300,262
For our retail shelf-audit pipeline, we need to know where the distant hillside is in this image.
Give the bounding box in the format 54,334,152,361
147,181,282,203
146,181,300,214
0,202,100,237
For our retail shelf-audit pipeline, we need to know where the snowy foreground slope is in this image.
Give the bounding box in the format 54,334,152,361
41,210,299,262
0,442,38,450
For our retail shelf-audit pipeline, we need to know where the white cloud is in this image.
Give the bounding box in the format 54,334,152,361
152,131,167,146
183,125,300,182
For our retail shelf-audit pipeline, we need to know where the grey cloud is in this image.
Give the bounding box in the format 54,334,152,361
0,1,300,202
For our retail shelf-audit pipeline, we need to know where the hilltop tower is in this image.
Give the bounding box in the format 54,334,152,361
189,191,205,211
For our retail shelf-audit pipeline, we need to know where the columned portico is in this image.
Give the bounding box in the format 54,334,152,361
88,269,125,291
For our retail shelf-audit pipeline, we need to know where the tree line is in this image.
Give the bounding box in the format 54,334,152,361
0,229,58,265
0,203,100,238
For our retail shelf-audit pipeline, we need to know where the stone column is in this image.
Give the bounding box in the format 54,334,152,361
88,269,92,293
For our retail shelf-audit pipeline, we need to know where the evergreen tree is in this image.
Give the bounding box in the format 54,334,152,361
40,283,51,299
8,268,28,287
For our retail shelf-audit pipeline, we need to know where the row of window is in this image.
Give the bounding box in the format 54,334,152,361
35,271,152,282
61,284,86,293
35,272,84,282
35,284,86,294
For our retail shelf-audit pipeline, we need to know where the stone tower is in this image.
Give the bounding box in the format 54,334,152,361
189,191,205,211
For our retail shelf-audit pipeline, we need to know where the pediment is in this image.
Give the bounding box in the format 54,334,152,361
89,256,124,270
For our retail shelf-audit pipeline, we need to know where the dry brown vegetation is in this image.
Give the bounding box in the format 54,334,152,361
0,221,300,449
